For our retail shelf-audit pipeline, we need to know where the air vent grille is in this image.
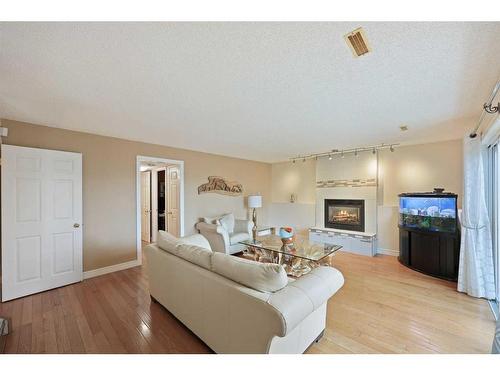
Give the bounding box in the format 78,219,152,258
344,28,371,57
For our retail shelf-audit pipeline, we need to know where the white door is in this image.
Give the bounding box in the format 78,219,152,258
167,165,180,237
141,170,151,242
1,145,83,301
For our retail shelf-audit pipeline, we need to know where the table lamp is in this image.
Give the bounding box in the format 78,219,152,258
248,195,262,240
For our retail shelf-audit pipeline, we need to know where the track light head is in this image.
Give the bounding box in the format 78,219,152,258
390,145,394,152
292,159,296,164
328,154,332,160
372,148,376,155
354,149,358,157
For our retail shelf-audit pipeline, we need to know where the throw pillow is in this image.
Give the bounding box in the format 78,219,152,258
174,243,212,270
211,252,288,293
157,230,179,252
217,213,235,234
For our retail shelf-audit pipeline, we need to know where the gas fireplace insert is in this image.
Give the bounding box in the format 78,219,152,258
324,199,365,232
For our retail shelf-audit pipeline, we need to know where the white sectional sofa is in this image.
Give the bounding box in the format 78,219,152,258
144,231,345,354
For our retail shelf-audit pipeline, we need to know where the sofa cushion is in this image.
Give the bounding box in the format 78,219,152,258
229,232,250,245
157,230,178,252
158,231,211,250
174,243,212,270
179,233,212,250
157,231,213,270
217,213,235,234
212,252,288,293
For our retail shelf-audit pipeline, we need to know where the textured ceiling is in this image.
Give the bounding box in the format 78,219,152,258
1,22,499,162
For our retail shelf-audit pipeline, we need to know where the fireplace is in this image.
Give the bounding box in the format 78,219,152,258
324,199,365,232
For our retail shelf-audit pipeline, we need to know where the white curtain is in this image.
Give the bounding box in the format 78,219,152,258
458,135,496,299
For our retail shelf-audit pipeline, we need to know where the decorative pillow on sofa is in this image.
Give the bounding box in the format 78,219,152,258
157,230,178,252
179,233,211,250
201,216,221,224
174,243,212,270
157,231,213,270
157,231,211,250
211,252,288,293
217,213,235,234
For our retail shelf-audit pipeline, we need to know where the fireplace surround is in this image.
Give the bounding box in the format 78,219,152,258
324,199,365,232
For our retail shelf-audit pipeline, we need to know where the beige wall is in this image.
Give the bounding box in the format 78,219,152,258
377,139,463,252
270,159,317,235
271,159,316,204
270,139,464,254
1,119,272,271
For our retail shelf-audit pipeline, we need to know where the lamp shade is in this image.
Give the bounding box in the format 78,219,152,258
248,195,262,208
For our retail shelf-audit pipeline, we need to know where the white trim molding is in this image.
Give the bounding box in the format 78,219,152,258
83,259,141,280
377,248,399,256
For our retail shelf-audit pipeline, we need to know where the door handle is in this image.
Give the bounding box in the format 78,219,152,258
73,223,80,228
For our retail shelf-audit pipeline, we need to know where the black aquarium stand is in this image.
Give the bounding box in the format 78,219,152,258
398,192,460,281
398,226,460,281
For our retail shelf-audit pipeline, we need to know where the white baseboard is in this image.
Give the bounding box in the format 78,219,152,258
83,258,142,279
377,248,399,256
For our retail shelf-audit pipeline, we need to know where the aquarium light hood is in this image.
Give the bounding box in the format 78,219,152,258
290,143,399,163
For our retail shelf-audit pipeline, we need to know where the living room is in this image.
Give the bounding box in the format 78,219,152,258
0,2,499,373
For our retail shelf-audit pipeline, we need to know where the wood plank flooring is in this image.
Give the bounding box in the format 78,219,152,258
309,252,495,354
0,252,495,354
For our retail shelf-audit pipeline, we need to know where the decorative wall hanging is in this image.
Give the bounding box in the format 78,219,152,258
198,176,244,196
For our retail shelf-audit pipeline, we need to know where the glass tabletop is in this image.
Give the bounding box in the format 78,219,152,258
239,235,342,262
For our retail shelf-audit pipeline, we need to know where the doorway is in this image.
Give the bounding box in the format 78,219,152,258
136,156,184,262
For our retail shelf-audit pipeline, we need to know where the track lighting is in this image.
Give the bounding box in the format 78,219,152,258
289,143,398,163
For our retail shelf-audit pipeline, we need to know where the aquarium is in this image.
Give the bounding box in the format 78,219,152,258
399,193,458,233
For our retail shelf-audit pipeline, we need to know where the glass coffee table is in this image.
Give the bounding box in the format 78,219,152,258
239,235,342,277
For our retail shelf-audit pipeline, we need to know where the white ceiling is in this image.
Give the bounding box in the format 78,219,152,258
1,22,499,162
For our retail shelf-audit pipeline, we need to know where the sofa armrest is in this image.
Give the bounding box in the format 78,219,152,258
234,219,253,236
195,221,230,253
267,266,344,335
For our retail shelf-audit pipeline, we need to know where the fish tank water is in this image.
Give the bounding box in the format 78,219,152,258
399,193,458,233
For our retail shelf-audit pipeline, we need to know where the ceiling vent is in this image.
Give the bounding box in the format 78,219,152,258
344,28,371,57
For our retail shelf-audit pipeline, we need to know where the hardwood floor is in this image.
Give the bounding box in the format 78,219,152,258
0,262,212,354
0,252,495,354
308,252,495,354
